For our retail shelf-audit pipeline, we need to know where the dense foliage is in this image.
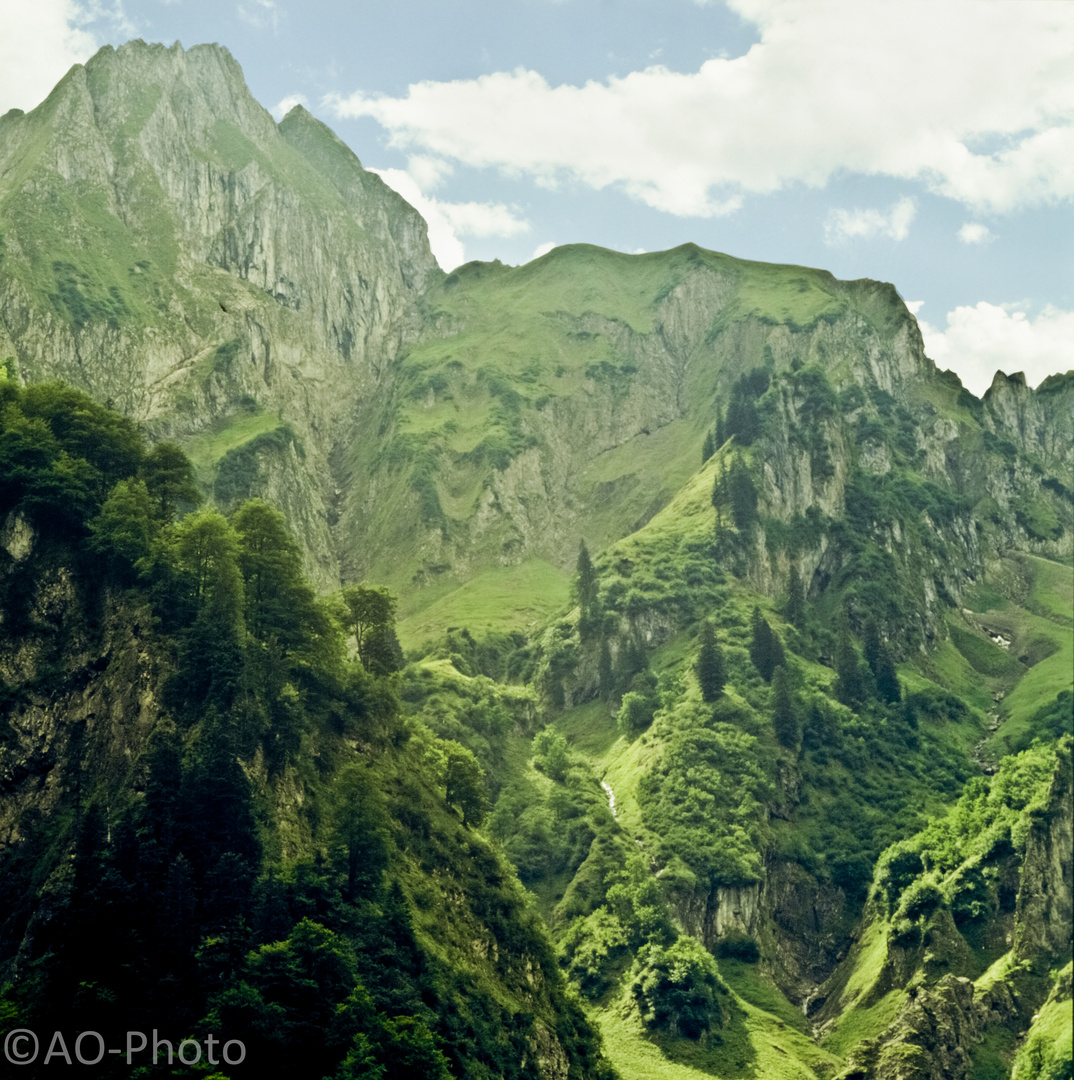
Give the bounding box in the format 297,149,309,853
0,382,612,1079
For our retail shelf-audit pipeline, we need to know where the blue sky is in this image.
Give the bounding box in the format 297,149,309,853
2,0,1072,394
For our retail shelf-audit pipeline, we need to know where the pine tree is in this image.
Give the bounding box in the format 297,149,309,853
835,625,867,709
749,607,785,682
233,499,318,653
771,665,800,749
728,456,758,532
187,706,262,872
575,540,598,609
711,456,728,543
694,621,726,702
785,564,806,628
875,651,901,705
862,619,882,677
702,430,715,463
863,618,901,704
615,633,648,693
575,540,600,639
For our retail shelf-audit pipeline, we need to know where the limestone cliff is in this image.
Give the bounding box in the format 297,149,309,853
0,40,438,586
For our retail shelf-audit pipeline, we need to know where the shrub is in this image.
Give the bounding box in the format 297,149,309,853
632,937,726,1040
717,931,760,963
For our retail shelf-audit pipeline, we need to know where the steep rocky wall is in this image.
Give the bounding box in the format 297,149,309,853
0,41,438,587
0,516,163,841
832,746,1073,1080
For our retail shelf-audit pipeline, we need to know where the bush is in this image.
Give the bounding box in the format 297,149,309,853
632,937,726,1040
717,931,760,963
896,876,944,922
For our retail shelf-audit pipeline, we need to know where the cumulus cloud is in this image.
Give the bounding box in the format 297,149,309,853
0,0,98,114
271,93,308,122
406,155,454,190
958,222,993,245
531,242,557,261
371,168,529,271
917,302,1074,396
324,0,1074,218
237,0,281,32
824,197,916,244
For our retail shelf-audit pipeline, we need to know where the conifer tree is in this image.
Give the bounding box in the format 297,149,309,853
785,564,806,628
172,510,246,711
863,619,902,704
728,456,758,532
835,625,868,709
233,499,318,652
702,430,715,463
862,618,882,677
771,665,800,749
329,764,389,901
188,706,261,871
695,621,726,702
615,633,648,692
575,540,599,638
575,540,598,608
749,607,785,682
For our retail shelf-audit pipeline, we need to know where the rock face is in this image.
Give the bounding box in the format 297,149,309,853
831,745,1073,1080
984,370,1074,476
0,523,163,841
0,40,438,586
1014,753,1074,962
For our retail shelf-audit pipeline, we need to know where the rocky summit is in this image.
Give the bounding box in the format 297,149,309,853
0,41,1070,1080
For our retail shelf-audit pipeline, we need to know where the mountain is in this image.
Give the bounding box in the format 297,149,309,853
0,40,437,589
0,40,1071,1080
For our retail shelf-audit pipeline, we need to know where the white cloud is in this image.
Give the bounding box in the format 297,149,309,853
958,222,993,245
324,0,1074,218
406,155,454,191
237,0,280,32
371,168,529,271
917,302,1074,396
0,0,98,115
271,93,308,122
824,197,916,244
531,242,557,261
905,300,925,316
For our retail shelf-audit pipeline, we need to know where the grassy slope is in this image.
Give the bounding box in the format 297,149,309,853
184,407,285,474
354,244,857,616
987,555,1074,753
489,415,1069,1078
397,559,570,649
